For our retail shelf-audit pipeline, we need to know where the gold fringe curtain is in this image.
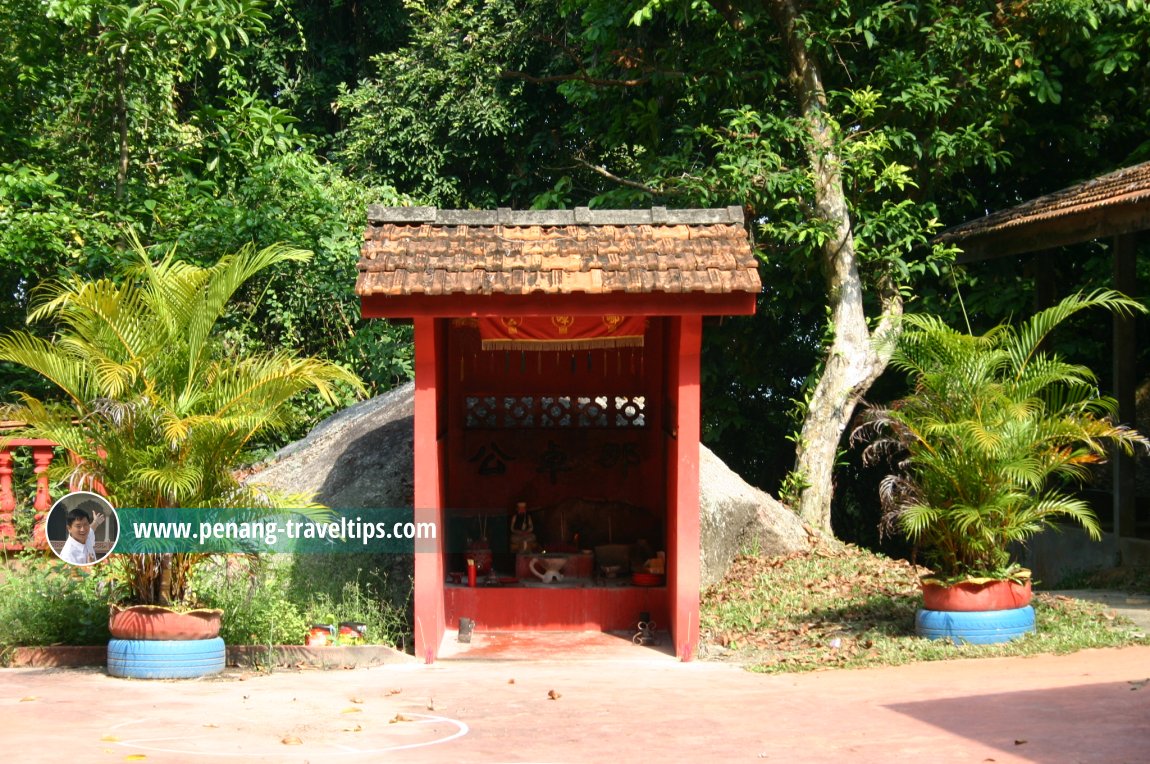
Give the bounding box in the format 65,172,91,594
478,315,646,351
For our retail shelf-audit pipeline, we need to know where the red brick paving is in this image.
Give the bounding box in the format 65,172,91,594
3,644,1148,762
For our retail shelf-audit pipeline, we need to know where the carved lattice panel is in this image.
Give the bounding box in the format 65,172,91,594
464,394,646,428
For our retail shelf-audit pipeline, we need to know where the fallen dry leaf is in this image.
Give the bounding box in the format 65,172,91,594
202,724,218,729
1014,740,1027,746
426,698,436,711
100,735,120,742
508,678,515,684
124,756,147,761
349,696,364,704
390,713,415,724
19,697,36,702
547,689,561,700
342,724,363,733
341,707,362,714
281,735,303,746
386,688,402,696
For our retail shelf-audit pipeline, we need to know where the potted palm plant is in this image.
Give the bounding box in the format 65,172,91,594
854,290,1148,643
0,236,363,676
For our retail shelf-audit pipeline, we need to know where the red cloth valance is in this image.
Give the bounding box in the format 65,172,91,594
478,316,645,351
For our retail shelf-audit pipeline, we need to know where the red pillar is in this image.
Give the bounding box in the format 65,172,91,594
413,317,446,662
668,315,702,661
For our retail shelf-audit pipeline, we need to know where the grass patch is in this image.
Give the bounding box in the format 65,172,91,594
701,544,1147,673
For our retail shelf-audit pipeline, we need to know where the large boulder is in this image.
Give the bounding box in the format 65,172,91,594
248,381,811,584
248,382,415,508
698,444,812,587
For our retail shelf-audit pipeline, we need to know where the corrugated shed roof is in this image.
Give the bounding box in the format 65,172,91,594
937,161,1150,258
356,206,761,298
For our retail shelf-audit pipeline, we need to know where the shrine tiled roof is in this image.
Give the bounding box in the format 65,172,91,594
356,206,761,298
936,160,1150,260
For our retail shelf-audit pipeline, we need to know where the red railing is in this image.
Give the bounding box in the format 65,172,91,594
0,424,60,552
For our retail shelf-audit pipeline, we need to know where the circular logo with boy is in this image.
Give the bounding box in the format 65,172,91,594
47,491,119,566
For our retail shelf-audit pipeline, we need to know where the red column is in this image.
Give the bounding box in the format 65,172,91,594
669,315,702,661
31,445,55,550
0,448,18,550
413,317,446,663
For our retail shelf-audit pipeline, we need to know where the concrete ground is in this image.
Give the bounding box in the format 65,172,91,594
4,639,1150,763
1046,589,1150,635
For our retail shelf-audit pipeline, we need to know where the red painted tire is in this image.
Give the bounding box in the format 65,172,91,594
109,605,223,640
921,579,1032,612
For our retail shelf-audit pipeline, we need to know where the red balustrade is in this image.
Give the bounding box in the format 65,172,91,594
0,437,59,552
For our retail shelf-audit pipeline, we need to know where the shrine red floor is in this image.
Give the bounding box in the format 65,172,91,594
3,645,1148,762
437,628,676,660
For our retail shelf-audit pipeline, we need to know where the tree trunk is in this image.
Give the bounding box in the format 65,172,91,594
116,55,130,200
767,0,902,533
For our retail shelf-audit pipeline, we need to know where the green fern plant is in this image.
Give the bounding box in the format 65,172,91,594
853,290,1148,582
0,236,364,605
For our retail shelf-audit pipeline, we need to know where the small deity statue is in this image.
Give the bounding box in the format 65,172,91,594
509,501,538,553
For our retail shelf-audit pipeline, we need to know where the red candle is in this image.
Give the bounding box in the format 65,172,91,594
467,559,477,587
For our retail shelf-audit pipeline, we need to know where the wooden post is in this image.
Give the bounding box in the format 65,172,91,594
668,315,702,661
1113,233,1138,539
413,317,446,662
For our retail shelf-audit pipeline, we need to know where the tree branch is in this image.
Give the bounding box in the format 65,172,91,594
572,156,662,193
501,70,649,88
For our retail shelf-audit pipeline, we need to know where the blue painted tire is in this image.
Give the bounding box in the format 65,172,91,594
107,637,226,679
916,606,1035,645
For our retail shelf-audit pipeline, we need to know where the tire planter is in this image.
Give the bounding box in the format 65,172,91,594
107,605,225,679
921,577,1032,612
915,605,1036,645
107,637,226,679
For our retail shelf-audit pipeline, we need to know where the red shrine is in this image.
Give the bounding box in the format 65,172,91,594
357,206,760,662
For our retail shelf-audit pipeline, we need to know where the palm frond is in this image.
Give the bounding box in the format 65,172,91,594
0,332,95,404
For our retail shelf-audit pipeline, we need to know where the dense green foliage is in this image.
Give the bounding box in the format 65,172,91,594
0,0,413,426
854,292,1149,580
